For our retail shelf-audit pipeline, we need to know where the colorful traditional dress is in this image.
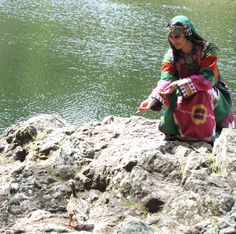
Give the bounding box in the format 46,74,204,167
150,16,234,142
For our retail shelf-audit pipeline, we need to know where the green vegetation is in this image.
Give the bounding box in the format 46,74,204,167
176,158,186,179
206,153,221,175
210,216,219,226
47,167,64,182
33,132,46,141
121,199,149,215
176,166,185,179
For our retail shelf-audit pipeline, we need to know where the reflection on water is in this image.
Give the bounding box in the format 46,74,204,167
0,0,235,132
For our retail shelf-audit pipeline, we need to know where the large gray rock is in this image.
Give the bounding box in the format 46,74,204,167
0,113,235,233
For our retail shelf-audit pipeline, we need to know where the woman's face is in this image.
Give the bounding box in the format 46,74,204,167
169,34,189,50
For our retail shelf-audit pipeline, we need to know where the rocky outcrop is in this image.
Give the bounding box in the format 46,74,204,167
0,113,235,234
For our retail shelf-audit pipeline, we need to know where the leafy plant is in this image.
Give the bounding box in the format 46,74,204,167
47,167,64,182
121,199,149,215
206,153,221,174
176,166,185,179
33,132,46,141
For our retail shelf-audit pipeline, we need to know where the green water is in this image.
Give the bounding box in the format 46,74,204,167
0,0,235,132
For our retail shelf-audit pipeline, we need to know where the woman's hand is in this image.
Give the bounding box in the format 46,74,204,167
137,98,154,113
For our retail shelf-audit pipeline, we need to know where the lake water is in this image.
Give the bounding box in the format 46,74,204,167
0,0,235,132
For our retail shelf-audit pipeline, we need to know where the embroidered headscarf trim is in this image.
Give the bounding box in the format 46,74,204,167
168,25,192,37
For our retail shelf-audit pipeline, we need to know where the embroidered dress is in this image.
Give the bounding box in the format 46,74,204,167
150,16,234,142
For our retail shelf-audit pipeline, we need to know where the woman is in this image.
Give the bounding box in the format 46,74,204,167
138,15,234,142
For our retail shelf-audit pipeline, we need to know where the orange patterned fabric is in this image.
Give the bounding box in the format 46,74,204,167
200,55,219,81
161,62,172,73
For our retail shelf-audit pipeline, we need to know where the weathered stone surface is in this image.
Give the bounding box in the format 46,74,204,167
114,218,155,234
0,113,235,233
213,128,236,188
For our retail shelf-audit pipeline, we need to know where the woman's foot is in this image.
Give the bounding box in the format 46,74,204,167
164,134,178,141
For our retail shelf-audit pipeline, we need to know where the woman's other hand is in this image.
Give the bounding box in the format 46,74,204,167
160,83,177,95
